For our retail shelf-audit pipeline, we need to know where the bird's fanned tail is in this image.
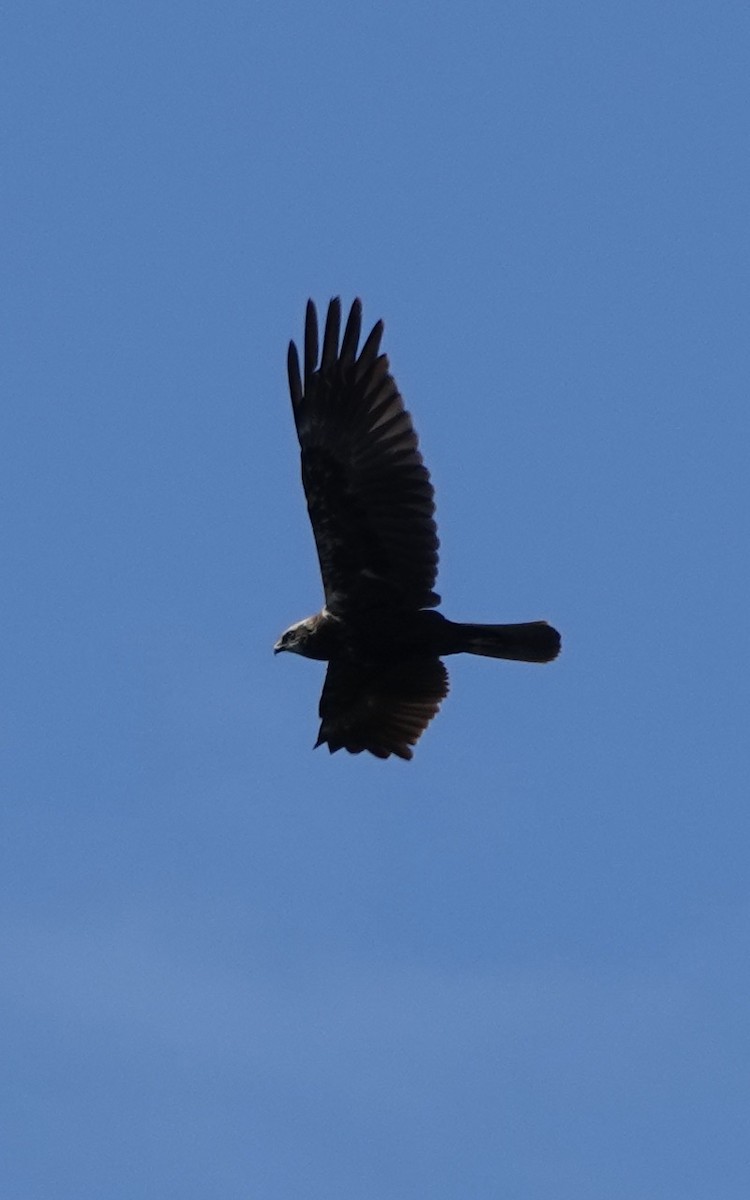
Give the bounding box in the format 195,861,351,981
453,620,561,663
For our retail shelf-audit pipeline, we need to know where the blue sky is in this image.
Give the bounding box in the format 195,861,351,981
2,1,748,1196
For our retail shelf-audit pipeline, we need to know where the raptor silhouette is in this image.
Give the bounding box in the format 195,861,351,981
275,298,560,760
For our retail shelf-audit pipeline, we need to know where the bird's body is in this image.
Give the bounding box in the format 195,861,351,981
278,606,559,666
275,298,560,760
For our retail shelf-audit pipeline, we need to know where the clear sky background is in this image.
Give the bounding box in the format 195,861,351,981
2,2,748,1197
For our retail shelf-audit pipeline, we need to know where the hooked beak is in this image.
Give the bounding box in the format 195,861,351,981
273,641,283,655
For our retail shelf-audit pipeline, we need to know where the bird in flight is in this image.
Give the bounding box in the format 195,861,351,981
275,298,561,760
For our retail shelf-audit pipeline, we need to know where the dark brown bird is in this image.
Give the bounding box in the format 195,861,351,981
275,298,560,760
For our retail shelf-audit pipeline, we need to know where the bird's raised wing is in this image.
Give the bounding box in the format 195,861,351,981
316,657,449,761
287,298,440,614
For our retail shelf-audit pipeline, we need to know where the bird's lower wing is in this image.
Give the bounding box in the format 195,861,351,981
316,657,449,761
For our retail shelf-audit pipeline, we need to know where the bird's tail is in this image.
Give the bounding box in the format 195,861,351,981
454,620,561,663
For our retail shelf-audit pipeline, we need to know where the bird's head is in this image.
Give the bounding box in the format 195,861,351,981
273,616,319,657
